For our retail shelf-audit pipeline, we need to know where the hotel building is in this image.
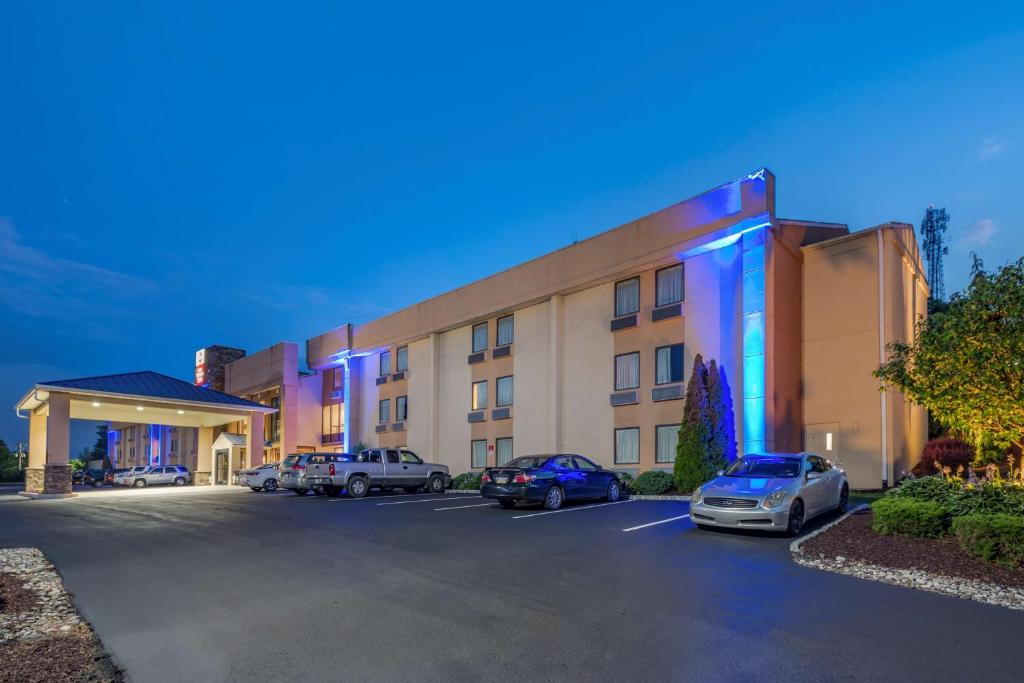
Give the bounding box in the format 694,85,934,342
292,169,928,489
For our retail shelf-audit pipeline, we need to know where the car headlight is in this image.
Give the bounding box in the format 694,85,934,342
691,487,703,504
762,489,787,509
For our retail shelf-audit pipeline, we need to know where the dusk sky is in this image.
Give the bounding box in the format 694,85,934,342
1,2,1022,453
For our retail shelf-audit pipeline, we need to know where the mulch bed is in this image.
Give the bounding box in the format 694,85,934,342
0,633,120,683
801,509,1024,589
0,573,39,614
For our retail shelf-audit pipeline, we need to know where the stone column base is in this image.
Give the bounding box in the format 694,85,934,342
24,468,45,493
43,464,72,494
194,471,212,486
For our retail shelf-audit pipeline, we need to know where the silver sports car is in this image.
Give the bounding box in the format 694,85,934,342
690,452,848,536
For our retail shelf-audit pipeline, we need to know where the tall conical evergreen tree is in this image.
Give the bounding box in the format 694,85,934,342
674,354,710,492
718,364,738,463
705,359,728,474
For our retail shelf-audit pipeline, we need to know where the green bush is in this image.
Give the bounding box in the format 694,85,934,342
952,514,1024,568
890,476,1024,517
871,497,947,537
630,470,674,495
451,473,482,490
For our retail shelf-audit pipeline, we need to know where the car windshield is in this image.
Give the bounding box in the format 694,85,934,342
724,456,802,478
501,456,550,470
282,455,302,467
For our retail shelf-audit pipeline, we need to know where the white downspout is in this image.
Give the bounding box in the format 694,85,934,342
876,229,888,487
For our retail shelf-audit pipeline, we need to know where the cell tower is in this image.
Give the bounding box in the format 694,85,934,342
920,205,949,302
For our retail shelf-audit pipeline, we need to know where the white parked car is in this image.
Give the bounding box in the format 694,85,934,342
113,466,151,486
240,463,281,492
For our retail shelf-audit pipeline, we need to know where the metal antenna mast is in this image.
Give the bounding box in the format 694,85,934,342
920,205,949,302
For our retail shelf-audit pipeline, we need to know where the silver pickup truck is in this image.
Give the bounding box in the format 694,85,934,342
306,448,451,498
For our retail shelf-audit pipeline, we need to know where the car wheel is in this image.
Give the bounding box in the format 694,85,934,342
543,485,563,510
837,483,849,513
427,475,445,494
93,481,103,488
606,480,621,502
133,479,146,488
293,488,308,496
498,500,516,509
173,477,186,486
264,479,278,493
787,499,805,537
348,476,369,498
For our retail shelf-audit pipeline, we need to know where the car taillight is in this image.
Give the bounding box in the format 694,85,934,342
481,473,491,483
291,463,302,470
328,463,336,476
513,473,536,484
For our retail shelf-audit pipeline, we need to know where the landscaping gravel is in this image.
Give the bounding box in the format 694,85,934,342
0,548,121,682
794,509,1024,611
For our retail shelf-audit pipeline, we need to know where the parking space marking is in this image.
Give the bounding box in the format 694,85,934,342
433,502,495,511
511,499,635,519
621,514,690,532
376,497,466,506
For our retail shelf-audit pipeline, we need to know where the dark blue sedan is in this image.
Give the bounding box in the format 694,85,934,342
480,454,627,510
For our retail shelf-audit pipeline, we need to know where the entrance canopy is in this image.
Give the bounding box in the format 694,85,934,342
15,371,277,496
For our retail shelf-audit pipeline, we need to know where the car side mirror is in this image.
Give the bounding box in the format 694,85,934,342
806,471,821,480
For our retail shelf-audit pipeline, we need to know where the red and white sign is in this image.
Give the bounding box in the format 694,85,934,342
195,348,206,386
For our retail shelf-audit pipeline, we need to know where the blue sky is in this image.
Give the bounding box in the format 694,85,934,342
1,1,1022,453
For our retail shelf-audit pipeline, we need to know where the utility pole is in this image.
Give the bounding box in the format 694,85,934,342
15,442,26,470
920,205,949,303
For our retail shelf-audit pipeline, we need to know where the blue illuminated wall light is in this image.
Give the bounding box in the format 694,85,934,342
149,424,161,465
741,227,767,454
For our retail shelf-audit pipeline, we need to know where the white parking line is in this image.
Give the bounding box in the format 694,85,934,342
376,497,465,506
433,502,494,511
621,514,690,532
512,499,635,519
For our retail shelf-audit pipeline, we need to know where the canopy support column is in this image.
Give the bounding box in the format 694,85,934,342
196,427,214,486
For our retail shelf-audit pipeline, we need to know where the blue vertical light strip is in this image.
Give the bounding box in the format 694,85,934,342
741,227,767,454
149,424,161,465
341,357,351,453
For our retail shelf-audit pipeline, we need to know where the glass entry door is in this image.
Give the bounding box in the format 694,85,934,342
215,449,229,485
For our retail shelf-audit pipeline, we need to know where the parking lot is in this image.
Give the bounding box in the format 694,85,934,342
2,486,1022,682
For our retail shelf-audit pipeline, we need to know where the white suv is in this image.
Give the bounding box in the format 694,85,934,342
130,465,192,488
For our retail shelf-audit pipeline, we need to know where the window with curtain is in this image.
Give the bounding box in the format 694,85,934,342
472,323,488,352
496,376,513,407
472,380,488,410
379,351,391,377
497,315,514,346
615,352,640,390
615,428,640,464
656,425,679,463
378,399,390,424
655,344,684,385
615,277,640,317
471,440,488,468
396,395,408,421
496,437,513,465
656,264,684,306
396,346,408,372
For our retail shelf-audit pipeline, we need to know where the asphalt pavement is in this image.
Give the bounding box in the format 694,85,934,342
0,485,1021,682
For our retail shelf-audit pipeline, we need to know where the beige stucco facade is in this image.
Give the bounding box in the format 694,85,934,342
292,170,928,488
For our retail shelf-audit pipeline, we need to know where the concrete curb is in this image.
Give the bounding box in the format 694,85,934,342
791,503,1024,611
626,494,691,502
17,492,78,500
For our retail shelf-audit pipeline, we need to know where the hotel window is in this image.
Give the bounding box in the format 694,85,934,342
322,403,342,440
656,263,684,306
497,315,514,346
378,398,391,424
615,277,640,317
471,439,488,468
396,346,408,372
496,375,513,407
379,351,391,377
472,322,488,353
267,395,281,444
615,428,640,464
496,437,513,466
396,395,408,422
656,425,679,463
333,367,343,389
615,352,640,390
472,380,488,410
655,344,684,385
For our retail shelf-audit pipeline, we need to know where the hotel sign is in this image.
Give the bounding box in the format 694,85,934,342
195,348,206,386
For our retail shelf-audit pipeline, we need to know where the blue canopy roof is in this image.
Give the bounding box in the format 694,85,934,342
37,371,269,410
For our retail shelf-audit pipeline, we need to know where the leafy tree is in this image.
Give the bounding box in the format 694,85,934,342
0,439,24,483
91,425,108,461
705,359,729,474
674,355,710,492
875,257,1024,453
718,364,737,463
